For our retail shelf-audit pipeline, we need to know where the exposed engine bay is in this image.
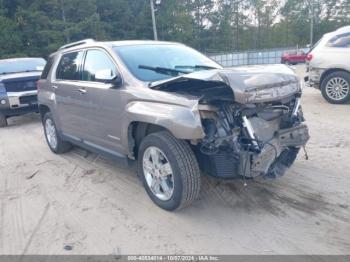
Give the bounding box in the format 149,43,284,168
197,95,309,179
150,65,310,179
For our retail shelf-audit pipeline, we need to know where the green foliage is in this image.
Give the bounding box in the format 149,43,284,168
0,0,349,59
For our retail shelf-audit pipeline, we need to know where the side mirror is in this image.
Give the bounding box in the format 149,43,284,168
111,74,123,88
95,69,122,87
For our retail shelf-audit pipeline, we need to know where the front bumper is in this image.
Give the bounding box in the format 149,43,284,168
0,90,38,116
248,123,309,177
197,123,310,180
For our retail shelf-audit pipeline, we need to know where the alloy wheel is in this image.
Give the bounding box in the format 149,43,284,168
45,118,58,149
325,77,350,101
142,146,174,201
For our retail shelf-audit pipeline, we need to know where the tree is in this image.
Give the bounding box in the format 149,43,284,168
0,0,349,59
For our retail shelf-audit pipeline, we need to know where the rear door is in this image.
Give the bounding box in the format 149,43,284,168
53,51,86,139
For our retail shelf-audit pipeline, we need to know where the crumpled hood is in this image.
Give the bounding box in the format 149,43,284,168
149,64,301,104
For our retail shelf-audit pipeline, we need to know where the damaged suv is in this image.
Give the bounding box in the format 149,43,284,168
38,39,309,210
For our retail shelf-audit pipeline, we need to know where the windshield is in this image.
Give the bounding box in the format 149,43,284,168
113,44,222,82
0,58,46,75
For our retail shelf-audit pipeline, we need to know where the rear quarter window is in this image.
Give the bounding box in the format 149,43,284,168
326,33,350,48
41,56,54,79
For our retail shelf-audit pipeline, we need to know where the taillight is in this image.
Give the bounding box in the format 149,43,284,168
306,53,313,61
36,80,40,90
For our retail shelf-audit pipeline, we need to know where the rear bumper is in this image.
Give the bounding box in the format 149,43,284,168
304,67,325,89
304,76,320,89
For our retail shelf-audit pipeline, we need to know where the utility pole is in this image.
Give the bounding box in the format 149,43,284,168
60,0,70,43
150,0,158,41
309,0,314,47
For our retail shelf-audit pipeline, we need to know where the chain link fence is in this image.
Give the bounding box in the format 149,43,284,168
208,46,309,67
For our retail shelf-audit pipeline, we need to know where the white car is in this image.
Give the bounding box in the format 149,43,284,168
306,26,350,104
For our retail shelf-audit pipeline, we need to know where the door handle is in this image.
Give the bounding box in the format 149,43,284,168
52,85,58,89
78,88,87,94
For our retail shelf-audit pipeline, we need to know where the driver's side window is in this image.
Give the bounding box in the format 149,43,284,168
82,49,118,82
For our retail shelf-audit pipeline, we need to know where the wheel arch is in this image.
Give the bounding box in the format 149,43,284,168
122,101,205,159
127,121,170,159
38,104,51,121
320,68,350,86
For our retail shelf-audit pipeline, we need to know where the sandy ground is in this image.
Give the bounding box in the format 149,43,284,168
0,65,349,255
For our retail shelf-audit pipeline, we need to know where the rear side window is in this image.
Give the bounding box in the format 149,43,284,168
326,33,350,48
56,51,84,80
41,56,54,79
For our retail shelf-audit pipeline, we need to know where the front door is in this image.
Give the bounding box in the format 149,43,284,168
79,49,124,155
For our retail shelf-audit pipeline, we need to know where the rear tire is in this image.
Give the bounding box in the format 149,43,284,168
0,113,7,127
321,71,350,104
43,112,72,154
138,131,201,211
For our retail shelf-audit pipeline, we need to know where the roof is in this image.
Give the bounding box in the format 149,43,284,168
107,40,183,47
56,39,184,53
0,57,44,63
335,25,350,33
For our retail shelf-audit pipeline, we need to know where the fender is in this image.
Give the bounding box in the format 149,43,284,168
121,100,205,152
320,67,350,83
37,86,65,133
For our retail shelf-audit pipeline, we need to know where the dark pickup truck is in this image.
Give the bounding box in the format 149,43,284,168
0,58,46,127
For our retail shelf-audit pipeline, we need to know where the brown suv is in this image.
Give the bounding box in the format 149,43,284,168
38,39,309,210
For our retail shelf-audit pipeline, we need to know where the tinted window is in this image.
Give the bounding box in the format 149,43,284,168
41,56,54,79
0,58,46,75
326,33,350,48
82,50,118,82
113,44,221,82
56,51,84,80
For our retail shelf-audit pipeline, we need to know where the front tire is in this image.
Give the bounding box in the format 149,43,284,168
0,113,7,127
138,131,201,211
321,71,350,104
43,112,72,154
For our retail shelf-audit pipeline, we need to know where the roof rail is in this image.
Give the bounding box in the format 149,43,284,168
59,39,95,50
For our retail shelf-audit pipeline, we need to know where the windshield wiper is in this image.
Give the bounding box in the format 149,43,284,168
175,65,218,70
138,65,188,77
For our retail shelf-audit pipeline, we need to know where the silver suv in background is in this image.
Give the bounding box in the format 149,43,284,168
38,39,309,210
306,26,350,104
0,58,46,127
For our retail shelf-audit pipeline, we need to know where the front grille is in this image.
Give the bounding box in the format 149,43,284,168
19,95,37,105
5,81,37,92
